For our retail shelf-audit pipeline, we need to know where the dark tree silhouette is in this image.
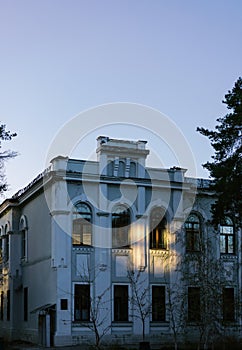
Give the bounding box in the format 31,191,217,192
0,123,17,194
197,77,242,225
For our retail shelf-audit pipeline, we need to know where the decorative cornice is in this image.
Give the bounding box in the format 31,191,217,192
73,247,94,253
136,214,147,219
112,248,132,255
96,211,110,217
150,249,169,256
220,254,238,261
50,210,70,216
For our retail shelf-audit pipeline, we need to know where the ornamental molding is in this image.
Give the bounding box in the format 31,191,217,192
112,248,132,255
73,247,94,253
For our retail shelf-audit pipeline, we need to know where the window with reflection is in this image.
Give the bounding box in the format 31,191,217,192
220,217,234,254
112,206,130,248
74,284,90,321
150,208,167,249
72,203,92,246
185,214,201,252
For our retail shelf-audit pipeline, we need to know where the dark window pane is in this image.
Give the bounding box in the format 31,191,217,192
60,299,68,310
223,288,235,321
24,287,28,321
114,285,128,321
0,292,3,320
188,287,200,321
7,290,10,321
152,286,165,321
74,285,90,321
185,214,201,252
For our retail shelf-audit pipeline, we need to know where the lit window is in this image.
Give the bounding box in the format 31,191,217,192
72,203,92,246
74,284,90,321
150,208,167,249
114,285,128,321
220,217,234,254
185,214,201,252
112,206,130,248
152,286,165,321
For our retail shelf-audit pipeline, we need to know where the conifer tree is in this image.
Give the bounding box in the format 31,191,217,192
197,77,242,225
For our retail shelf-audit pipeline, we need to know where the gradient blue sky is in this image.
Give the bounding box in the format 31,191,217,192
0,0,241,198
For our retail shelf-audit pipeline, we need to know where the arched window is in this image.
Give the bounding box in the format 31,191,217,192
185,213,201,252
19,216,28,261
72,203,92,246
112,206,131,248
129,162,136,177
220,217,234,254
150,208,167,249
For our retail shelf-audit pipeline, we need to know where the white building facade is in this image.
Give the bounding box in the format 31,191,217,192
0,137,241,348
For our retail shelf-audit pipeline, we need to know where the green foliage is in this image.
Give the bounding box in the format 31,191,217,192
0,123,17,194
197,78,242,225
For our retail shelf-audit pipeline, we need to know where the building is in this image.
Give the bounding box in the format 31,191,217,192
0,137,241,348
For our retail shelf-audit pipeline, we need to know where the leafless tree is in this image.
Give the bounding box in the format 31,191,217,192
127,269,151,341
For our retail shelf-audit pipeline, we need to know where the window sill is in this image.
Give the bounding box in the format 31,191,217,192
150,321,168,324
72,321,92,326
112,321,132,326
187,321,201,326
220,254,237,260
186,250,201,254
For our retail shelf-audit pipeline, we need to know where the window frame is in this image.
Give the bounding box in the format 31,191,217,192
149,208,167,250
73,283,91,322
220,217,235,255
223,287,235,322
0,292,3,320
72,203,92,247
7,289,10,321
112,206,131,248
24,287,28,321
152,285,166,322
4,224,9,262
188,287,201,322
113,284,129,322
19,216,28,261
185,213,201,252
